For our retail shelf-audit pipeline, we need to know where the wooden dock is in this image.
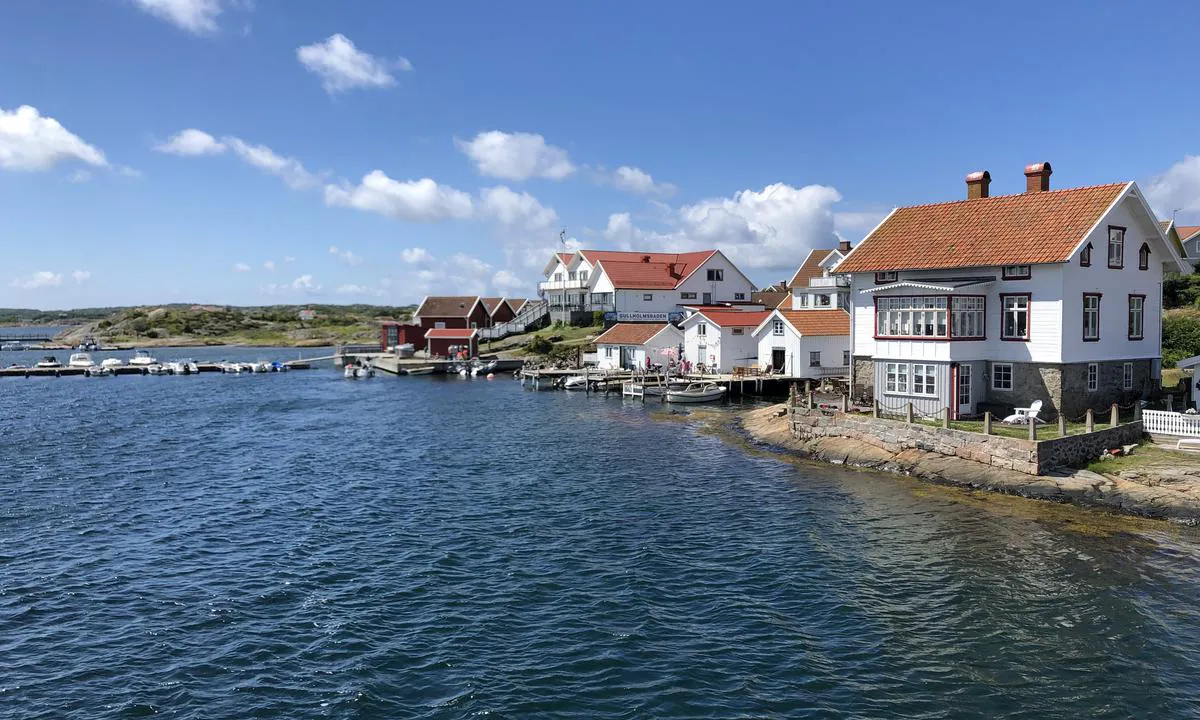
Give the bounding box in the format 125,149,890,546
0,363,312,378
517,366,831,398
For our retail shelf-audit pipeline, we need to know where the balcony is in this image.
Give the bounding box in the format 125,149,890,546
808,275,850,288
538,278,590,292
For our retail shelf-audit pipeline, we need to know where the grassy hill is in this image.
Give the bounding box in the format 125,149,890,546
52,304,414,348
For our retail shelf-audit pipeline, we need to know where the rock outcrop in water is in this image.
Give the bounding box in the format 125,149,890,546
740,404,1200,524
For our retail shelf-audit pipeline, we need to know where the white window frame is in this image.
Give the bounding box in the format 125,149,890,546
885,362,908,394
568,271,577,281
772,319,785,336
696,322,707,336
797,294,809,307
951,296,986,339
911,363,938,397
1083,294,1101,341
434,321,447,330
554,272,563,281
875,296,948,338
1086,363,1099,391
604,346,613,358
875,271,898,284
579,271,588,282
1108,226,1125,268
1001,294,1030,341
734,292,746,300
1122,362,1133,390
1128,295,1144,340
992,362,1013,391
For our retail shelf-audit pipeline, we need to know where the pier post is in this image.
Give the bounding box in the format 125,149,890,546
1110,403,1119,427
905,402,914,424
983,411,992,435
1133,403,1141,421
1028,415,1036,441
841,393,848,413
942,406,950,429
872,399,879,419
806,391,815,410
1085,408,1095,434
1058,413,1067,437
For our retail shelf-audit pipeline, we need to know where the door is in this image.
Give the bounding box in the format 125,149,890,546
697,345,707,372
771,348,786,372
702,292,712,305
957,364,972,417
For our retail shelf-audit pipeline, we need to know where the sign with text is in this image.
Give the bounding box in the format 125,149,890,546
612,311,669,323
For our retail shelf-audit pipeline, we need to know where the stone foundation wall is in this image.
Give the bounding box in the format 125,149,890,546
851,356,874,400
788,404,1145,476
1057,360,1153,418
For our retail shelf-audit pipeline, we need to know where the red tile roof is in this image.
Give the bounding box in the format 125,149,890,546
415,296,480,318
504,298,529,314
835,184,1128,273
694,310,771,328
557,252,575,265
777,309,850,336
580,250,718,289
1177,225,1200,242
480,297,505,314
594,323,676,345
425,328,478,339
788,249,836,288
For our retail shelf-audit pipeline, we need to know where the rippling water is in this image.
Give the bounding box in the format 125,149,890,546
3,359,1200,718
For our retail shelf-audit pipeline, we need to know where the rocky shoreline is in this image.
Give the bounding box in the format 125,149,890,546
739,404,1200,524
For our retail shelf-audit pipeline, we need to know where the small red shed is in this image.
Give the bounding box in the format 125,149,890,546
379,321,427,352
425,328,479,358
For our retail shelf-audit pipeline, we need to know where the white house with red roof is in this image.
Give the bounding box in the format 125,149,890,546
834,163,1192,419
593,323,684,370
539,249,756,325
680,309,771,372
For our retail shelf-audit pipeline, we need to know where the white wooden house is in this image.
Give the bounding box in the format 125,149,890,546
594,323,684,370
834,163,1193,419
680,310,770,372
538,250,756,325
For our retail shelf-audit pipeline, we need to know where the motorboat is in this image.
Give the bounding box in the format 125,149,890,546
68,353,96,368
6,363,27,369
100,358,124,368
182,359,199,374
478,360,498,374
635,380,690,396
84,365,112,377
270,361,288,372
665,382,728,404
344,362,374,379
563,375,588,391
0,342,26,351
251,360,272,373
165,359,199,375
129,350,157,366
75,337,98,352
220,361,244,374
407,366,434,376
146,364,169,375
35,355,61,368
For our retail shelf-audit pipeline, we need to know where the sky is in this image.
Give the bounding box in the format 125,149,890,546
3,1,1200,309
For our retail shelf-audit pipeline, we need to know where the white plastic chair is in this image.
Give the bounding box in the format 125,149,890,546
1002,399,1044,425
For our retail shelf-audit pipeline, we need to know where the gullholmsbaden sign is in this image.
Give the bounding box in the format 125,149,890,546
605,311,684,323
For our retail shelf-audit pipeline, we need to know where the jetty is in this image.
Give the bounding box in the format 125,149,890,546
517,366,833,398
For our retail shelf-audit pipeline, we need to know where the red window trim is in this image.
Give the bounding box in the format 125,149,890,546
1082,292,1102,342
1080,242,1092,267
999,292,1032,342
1127,293,1146,341
1000,265,1032,280
1138,242,1150,271
1107,225,1126,269
872,294,987,341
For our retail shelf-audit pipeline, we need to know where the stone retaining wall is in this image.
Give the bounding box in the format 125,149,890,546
788,405,1144,476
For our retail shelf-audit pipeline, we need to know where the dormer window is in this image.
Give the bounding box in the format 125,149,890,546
1138,243,1150,271
1107,226,1125,268
1001,265,1031,280
874,271,897,284
579,271,588,281
1080,242,1092,267
554,272,563,281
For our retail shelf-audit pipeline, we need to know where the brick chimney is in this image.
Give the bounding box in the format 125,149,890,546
1024,162,1052,193
641,255,651,263
668,262,681,278
965,170,990,199
838,239,852,253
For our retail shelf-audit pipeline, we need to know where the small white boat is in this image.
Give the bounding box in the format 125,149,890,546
251,361,271,373
407,366,434,376
478,360,498,373
68,353,96,368
146,364,169,375
100,358,124,368
344,363,374,379
182,359,199,374
165,359,199,375
563,375,588,390
35,355,61,368
665,382,727,404
85,365,112,377
220,361,244,374
129,350,157,366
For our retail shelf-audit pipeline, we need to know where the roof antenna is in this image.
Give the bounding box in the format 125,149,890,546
1172,208,1181,222
559,228,567,246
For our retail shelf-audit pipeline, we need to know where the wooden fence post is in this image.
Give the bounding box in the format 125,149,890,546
905,402,914,424
1110,403,1119,427
1085,408,1095,433
983,411,992,435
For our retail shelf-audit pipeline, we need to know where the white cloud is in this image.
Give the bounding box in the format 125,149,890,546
264,274,322,296
263,260,275,272
456,131,575,181
611,165,675,196
401,247,431,264
1146,155,1200,215
225,137,319,189
480,185,559,231
603,182,843,272
335,283,388,297
155,128,226,156
232,262,251,272
324,171,473,222
10,271,63,289
69,169,91,183
328,245,363,266
0,105,108,171
118,165,143,178
491,269,527,294
71,270,90,284
133,0,222,35
296,34,409,94
291,274,319,292
283,255,296,263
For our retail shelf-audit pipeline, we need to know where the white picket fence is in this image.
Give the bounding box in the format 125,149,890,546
1142,410,1200,438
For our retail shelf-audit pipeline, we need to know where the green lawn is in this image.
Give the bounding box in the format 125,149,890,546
869,411,1138,441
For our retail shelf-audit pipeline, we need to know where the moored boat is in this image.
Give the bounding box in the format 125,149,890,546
129,350,157,366
35,355,61,368
68,353,95,368
84,365,112,377
562,375,588,390
100,358,124,368
665,382,727,404
406,366,435,376
344,362,374,379
146,364,169,375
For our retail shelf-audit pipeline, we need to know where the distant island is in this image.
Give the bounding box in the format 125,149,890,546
0,304,414,348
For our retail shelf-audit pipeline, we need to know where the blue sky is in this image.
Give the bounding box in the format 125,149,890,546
2,0,1200,308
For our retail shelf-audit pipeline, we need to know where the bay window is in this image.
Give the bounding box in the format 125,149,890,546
1128,295,1144,340
875,296,947,338
951,297,985,338
1001,294,1030,340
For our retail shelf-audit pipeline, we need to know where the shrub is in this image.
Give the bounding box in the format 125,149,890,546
1163,310,1200,366
525,336,553,355
592,311,605,326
